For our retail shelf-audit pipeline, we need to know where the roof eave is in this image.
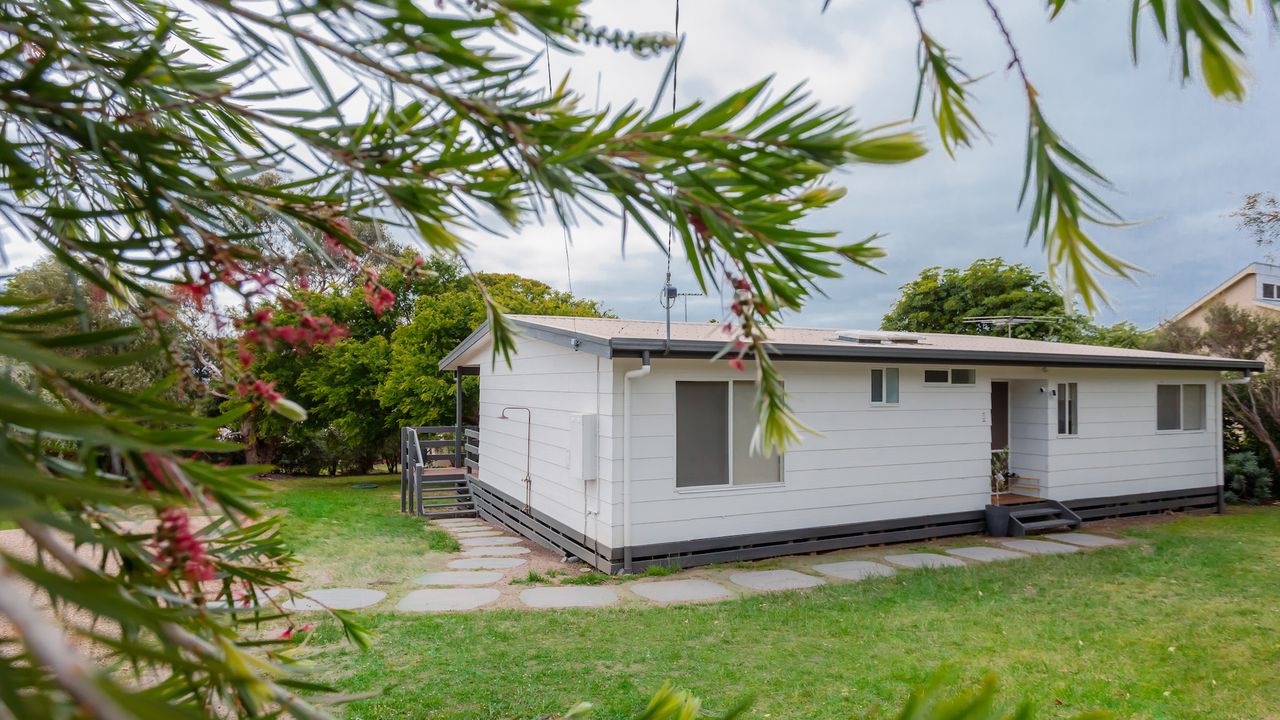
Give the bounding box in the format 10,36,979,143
607,338,1265,372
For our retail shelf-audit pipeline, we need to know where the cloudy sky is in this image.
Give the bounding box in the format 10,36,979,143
462,0,1280,330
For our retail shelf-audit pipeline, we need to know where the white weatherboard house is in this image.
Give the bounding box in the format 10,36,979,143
439,315,1263,573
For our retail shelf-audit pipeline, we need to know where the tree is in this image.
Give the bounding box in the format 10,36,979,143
379,271,604,428
1,0,1273,717
1150,303,1280,494
880,258,1150,346
1231,192,1280,249
882,259,1082,339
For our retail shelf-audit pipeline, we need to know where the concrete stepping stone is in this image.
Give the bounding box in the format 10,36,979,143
1001,539,1080,555
397,588,500,612
413,571,504,586
449,557,526,570
630,579,733,603
946,546,1028,563
442,524,488,532
728,569,825,592
458,536,522,546
884,553,966,569
1043,532,1124,548
279,588,386,611
810,560,896,581
520,586,619,609
435,518,483,527
453,530,501,537
462,546,530,556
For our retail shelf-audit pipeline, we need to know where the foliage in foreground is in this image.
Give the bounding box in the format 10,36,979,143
561,674,1109,720
0,0,1276,717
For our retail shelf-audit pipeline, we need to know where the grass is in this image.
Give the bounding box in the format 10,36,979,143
267,477,1280,719
261,473,456,590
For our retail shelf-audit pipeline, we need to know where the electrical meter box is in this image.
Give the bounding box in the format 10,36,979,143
568,413,597,481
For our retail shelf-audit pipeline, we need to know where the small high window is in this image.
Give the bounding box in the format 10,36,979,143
1156,384,1206,431
1056,382,1078,435
925,368,976,385
871,368,900,405
1264,283,1277,300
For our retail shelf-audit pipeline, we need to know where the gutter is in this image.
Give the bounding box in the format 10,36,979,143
622,350,651,575
607,339,1266,373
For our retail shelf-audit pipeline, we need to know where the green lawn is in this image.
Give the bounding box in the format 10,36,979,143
267,475,1280,719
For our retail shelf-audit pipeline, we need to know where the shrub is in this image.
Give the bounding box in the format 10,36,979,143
1224,451,1274,503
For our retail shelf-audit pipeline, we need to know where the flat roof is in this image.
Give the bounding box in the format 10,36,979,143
440,315,1264,373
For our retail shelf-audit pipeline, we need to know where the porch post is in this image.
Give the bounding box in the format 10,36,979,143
454,368,464,469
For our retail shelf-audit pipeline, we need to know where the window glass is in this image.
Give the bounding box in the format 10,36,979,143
1057,382,1078,435
924,369,949,384
1156,384,1182,431
732,381,781,485
675,382,729,487
871,369,884,403
1265,283,1276,299
950,369,976,385
885,368,900,404
1182,384,1206,431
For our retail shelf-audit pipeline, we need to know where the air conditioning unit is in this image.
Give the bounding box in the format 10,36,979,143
568,413,597,481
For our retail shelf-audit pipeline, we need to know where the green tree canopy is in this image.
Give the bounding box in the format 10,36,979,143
880,258,1151,346
881,258,1080,340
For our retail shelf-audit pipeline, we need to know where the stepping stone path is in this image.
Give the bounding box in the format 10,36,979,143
1044,532,1124,548
458,536,523,546
402,513,1127,613
884,553,966,569
414,571,504,586
520,586,619,609
449,557,527,570
463,546,530,557
280,588,386,611
946,546,1027,563
811,560,896,581
729,569,825,592
631,578,733,603
1001,538,1079,555
397,588,500,612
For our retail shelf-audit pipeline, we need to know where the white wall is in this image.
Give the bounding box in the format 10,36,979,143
615,359,992,547
614,359,1224,548
1007,379,1048,479
1040,368,1221,500
474,335,612,546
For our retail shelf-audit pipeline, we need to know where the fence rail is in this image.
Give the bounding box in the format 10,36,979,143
400,425,478,513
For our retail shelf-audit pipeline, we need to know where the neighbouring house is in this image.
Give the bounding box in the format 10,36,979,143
1168,261,1280,329
433,315,1262,573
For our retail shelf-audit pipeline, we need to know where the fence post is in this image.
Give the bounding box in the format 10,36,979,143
454,368,464,469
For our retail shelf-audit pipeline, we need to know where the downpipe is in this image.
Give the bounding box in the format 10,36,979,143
623,351,651,574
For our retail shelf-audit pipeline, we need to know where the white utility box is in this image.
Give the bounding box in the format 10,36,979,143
567,413,597,481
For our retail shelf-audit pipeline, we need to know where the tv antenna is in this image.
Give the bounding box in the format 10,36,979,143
962,315,1066,338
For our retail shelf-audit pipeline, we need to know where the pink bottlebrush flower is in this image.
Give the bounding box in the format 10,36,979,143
728,358,746,372
363,282,396,316
155,506,216,588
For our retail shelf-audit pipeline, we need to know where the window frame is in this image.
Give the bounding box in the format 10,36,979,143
673,379,785,492
1056,382,1079,437
1155,383,1208,433
923,368,977,386
870,367,900,406
1263,282,1277,300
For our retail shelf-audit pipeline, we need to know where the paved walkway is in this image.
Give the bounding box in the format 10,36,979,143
281,515,1132,614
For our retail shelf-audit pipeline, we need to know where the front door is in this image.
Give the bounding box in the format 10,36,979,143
990,381,1009,452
